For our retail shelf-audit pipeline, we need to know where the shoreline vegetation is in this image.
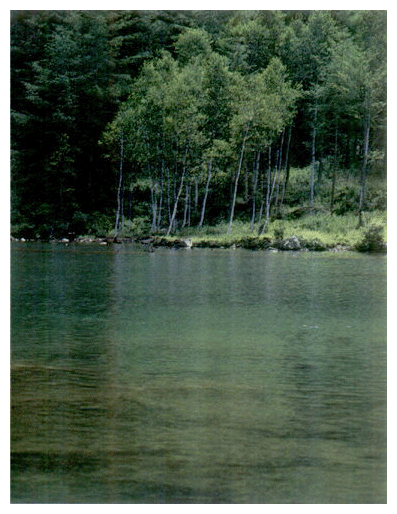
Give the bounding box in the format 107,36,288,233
11,165,387,253
11,211,386,253
11,12,386,252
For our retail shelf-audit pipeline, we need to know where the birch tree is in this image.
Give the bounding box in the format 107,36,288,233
228,58,299,234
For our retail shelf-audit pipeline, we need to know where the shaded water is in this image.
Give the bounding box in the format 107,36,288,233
11,243,387,503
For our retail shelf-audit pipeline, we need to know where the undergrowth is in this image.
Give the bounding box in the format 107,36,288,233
176,210,386,248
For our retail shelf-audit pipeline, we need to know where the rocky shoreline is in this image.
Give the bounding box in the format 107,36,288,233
11,234,386,253
143,235,353,252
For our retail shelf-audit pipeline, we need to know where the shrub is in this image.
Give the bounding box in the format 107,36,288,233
119,217,151,237
273,227,284,240
333,189,359,215
355,225,386,252
88,214,114,237
11,221,36,239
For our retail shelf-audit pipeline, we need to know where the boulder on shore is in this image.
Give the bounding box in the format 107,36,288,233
275,236,302,251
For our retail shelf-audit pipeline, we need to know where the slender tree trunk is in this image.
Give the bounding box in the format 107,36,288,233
195,176,199,209
167,144,189,236
257,166,265,227
187,183,191,227
310,103,318,209
250,151,260,232
173,165,177,204
128,188,133,221
244,168,249,203
167,169,186,235
157,161,165,229
182,182,189,228
167,166,171,224
199,160,213,229
151,181,158,232
274,128,285,212
330,124,338,215
357,105,371,228
259,145,274,235
121,185,125,232
263,152,279,233
280,124,292,208
114,129,124,242
228,128,249,234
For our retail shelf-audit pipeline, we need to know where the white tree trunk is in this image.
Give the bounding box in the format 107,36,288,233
199,160,213,229
358,105,371,228
250,151,260,232
310,104,318,209
228,129,248,234
167,144,189,236
114,130,124,241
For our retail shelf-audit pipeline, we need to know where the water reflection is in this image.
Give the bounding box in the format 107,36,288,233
11,244,386,503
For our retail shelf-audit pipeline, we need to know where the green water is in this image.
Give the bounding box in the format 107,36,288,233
11,242,387,503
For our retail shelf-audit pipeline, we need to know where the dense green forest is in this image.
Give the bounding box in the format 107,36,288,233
11,10,386,242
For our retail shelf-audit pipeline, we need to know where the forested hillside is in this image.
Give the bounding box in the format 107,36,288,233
11,10,386,241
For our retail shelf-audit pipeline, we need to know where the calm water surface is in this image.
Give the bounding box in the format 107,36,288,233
11,242,387,503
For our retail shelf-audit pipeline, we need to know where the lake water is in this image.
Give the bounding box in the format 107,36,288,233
10,242,387,503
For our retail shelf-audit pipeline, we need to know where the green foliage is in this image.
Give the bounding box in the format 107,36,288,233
366,181,387,210
111,217,151,238
273,227,284,240
175,28,213,64
11,10,386,240
281,167,386,216
355,224,386,252
129,217,151,236
174,211,386,251
80,213,114,237
230,58,300,148
271,211,386,247
11,221,36,239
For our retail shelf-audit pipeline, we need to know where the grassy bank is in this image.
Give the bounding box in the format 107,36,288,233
12,210,386,253
116,169,386,251
167,210,386,250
